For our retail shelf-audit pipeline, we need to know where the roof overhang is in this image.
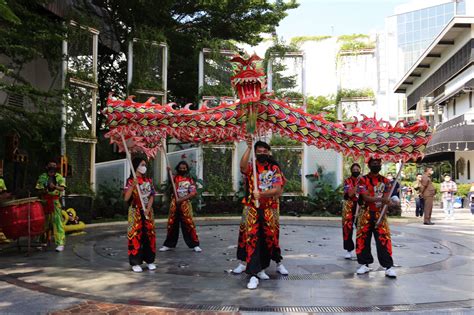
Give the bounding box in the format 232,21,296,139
394,16,474,94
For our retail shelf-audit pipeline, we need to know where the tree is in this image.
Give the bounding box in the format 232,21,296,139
306,95,337,121
92,0,299,108
0,0,64,154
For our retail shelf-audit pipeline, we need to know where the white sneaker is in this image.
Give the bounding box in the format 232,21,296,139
247,276,259,289
159,246,171,252
147,263,156,270
232,263,246,274
385,267,397,278
257,270,270,280
132,265,143,273
55,245,64,252
356,265,372,274
344,251,353,259
193,246,202,252
276,263,289,275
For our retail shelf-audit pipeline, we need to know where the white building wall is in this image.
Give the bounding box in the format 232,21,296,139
338,53,377,91
299,38,338,97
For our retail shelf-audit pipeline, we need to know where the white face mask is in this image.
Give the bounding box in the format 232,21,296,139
137,165,147,174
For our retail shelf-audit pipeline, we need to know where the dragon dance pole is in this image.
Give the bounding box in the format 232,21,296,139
251,135,260,208
353,160,366,228
120,134,148,218
375,161,405,228
161,138,178,199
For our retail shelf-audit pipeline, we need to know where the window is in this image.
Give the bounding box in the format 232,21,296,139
470,92,472,108
468,160,471,180
453,99,456,116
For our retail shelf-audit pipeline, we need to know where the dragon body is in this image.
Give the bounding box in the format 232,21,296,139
105,54,431,162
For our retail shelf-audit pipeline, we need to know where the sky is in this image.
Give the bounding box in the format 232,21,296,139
276,0,410,40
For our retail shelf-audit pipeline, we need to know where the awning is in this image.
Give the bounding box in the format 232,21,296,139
424,124,474,155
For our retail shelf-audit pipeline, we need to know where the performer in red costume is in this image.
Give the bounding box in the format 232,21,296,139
124,157,157,272
342,163,362,259
234,138,287,290
160,161,201,253
355,158,397,278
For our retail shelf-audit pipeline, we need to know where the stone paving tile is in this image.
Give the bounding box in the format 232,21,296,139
49,301,240,315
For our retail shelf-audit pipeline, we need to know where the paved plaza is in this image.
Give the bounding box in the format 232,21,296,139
0,208,473,314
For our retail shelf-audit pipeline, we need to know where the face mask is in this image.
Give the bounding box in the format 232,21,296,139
369,165,381,174
47,167,56,173
256,154,269,163
178,170,187,175
351,171,360,178
444,177,450,182
137,165,147,174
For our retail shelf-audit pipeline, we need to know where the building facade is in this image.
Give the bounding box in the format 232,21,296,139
394,16,474,183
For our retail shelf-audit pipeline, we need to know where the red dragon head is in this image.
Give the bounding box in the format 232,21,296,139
230,54,266,104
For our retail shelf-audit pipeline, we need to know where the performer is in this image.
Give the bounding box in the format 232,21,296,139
0,167,12,244
342,163,362,259
235,138,287,290
159,161,201,253
233,151,287,276
355,158,397,278
123,157,157,272
36,161,66,252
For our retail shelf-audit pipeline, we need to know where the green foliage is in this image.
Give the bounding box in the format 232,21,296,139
95,0,298,105
264,38,300,95
199,84,234,98
337,34,374,55
203,146,233,198
306,172,343,215
269,134,299,146
271,148,302,193
339,41,375,52
336,88,375,103
129,36,165,92
0,1,65,153
306,95,337,121
291,35,331,46
94,181,127,217
337,34,369,42
0,0,20,24
457,184,471,198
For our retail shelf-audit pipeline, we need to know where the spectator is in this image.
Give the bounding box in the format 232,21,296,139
413,174,424,218
440,174,457,220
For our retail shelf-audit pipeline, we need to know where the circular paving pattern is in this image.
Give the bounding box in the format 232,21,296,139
0,219,473,313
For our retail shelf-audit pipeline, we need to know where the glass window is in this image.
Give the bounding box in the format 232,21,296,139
398,14,405,24
436,4,445,16
414,10,420,20
428,6,435,17
429,17,436,27
437,15,445,26
456,0,466,15
414,31,420,41
421,8,428,19
421,18,428,29
445,3,454,16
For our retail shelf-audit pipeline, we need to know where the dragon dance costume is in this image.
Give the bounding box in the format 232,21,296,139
125,177,156,266
36,172,66,246
342,175,361,252
237,162,283,275
356,173,394,268
162,175,200,249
